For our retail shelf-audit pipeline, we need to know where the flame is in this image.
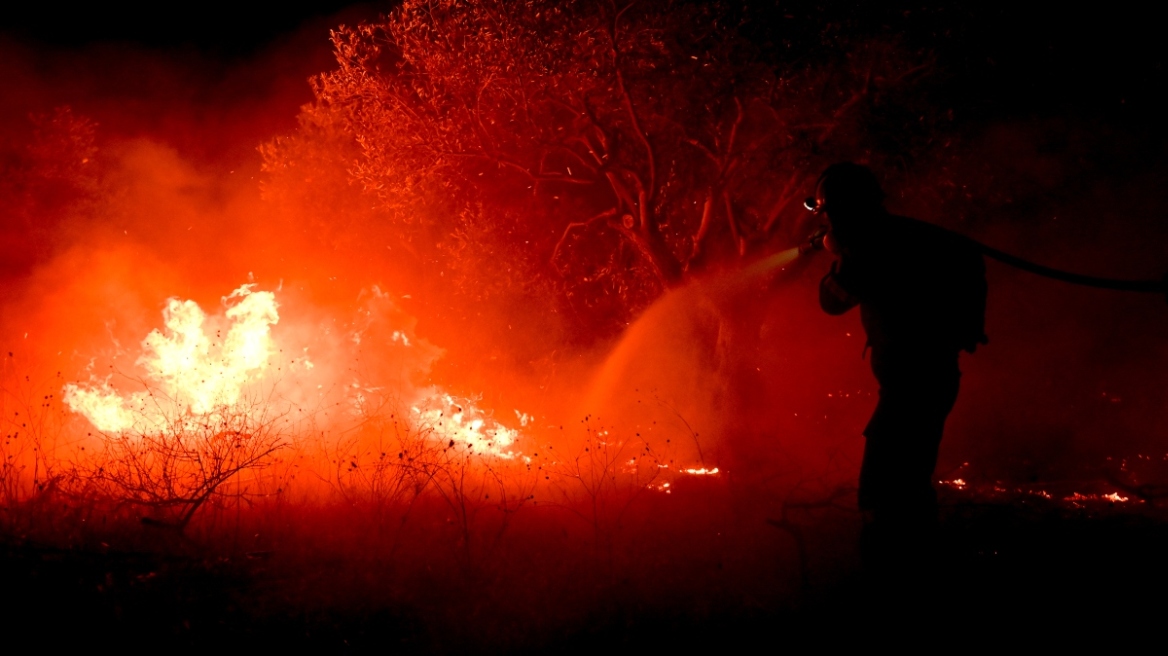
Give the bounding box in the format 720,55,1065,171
62,283,526,460
940,477,1136,506
1067,491,1131,504
141,285,279,414
63,285,279,432
411,393,521,459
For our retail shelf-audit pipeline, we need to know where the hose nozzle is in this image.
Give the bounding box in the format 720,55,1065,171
799,226,829,255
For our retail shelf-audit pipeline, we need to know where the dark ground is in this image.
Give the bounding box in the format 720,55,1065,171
3,497,1165,651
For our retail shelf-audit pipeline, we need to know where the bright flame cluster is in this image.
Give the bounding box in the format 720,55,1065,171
62,284,528,461
63,285,279,432
411,394,521,459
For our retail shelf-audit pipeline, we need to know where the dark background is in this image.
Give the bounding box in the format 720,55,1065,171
3,2,1164,127
0,2,367,55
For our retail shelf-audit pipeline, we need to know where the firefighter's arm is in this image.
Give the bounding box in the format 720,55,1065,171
820,259,861,315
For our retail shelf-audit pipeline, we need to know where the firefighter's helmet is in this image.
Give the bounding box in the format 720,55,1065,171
804,162,885,215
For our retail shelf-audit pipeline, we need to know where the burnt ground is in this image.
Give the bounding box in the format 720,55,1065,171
2,498,1166,652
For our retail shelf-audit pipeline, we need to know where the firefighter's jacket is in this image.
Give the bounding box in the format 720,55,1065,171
819,212,988,372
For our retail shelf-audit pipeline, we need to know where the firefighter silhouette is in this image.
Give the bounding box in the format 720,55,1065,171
809,163,987,525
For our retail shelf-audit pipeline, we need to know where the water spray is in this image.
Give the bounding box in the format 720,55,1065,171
742,246,803,280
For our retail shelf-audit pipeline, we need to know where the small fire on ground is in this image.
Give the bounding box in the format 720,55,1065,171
939,478,1134,506
60,283,721,481
63,284,526,460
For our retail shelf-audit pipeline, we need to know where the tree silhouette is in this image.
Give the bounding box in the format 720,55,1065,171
264,0,939,333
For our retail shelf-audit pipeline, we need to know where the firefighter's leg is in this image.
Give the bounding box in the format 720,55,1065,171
860,363,959,579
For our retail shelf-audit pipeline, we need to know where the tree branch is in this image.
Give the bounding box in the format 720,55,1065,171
723,190,745,256
762,172,804,234
551,208,619,268
603,5,657,203
689,187,717,265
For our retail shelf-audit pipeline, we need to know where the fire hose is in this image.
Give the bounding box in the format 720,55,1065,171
798,224,1168,301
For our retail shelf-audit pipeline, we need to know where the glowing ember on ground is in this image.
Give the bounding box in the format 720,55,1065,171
1067,492,1131,504
940,477,1136,506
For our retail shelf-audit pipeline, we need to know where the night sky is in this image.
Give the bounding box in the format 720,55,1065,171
4,2,1164,121
3,2,1166,167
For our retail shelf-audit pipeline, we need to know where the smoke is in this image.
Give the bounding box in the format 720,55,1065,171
3,16,1166,506
0,14,410,483
0,31,572,530
11,1,1168,499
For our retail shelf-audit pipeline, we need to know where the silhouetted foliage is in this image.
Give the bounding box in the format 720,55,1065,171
0,106,99,277
263,0,944,337
77,397,289,532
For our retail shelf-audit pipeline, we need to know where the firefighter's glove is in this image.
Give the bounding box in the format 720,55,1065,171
823,230,842,255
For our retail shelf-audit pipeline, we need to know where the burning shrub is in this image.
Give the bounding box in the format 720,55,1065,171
76,397,289,531
59,285,291,530
52,279,544,538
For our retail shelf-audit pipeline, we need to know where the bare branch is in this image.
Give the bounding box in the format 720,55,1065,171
762,172,804,234
689,187,717,265
551,208,619,267
723,190,745,256
602,5,657,202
